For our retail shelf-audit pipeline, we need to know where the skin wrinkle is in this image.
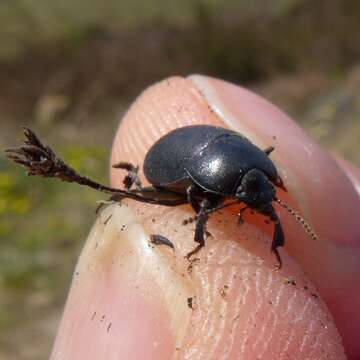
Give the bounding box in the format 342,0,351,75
238,267,253,358
253,271,275,354
258,311,277,359
129,123,146,165
263,266,273,299
186,236,278,355
221,284,237,359
195,271,211,358
273,287,291,354
205,247,235,359
224,265,249,355
187,270,208,357
284,290,299,317
274,282,286,308
308,322,322,358
207,265,226,356
279,294,299,354
214,249,238,355
183,246,214,358
309,306,324,352
242,282,256,358
208,270,226,358
308,321,323,356
247,270,268,358
122,115,138,163
203,269,219,356
119,131,131,165
292,296,312,325
250,267,264,349
186,235,340,358
216,241,235,266
219,264,240,360
131,119,148,162
140,93,163,154
129,108,152,160
215,252,240,357
298,304,312,354
255,273,277,357
189,279,207,359
280,303,301,357
281,325,296,360
280,305,306,351
295,300,315,355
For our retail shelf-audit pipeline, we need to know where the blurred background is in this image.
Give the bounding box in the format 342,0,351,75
0,0,359,358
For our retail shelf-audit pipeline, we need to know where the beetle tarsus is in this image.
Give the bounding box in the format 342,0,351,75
275,176,287,192
186,199,211,259
272,247,282,271
112,161,142,191
264,146,275,155
269,208,285,270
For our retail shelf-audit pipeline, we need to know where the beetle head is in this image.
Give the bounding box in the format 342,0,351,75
235,169,275,211
235,169,318,242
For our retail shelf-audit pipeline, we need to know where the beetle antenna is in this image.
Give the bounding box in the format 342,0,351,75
273,197,318,240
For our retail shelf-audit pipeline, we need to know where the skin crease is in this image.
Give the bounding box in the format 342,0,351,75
50,76,360,359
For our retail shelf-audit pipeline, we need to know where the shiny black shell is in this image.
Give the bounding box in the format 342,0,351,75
143,125,278,195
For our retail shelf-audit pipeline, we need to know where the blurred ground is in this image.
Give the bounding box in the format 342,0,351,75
0,1,359,359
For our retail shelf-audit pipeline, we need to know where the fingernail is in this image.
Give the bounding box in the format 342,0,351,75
332,153,360,196
50,204,194,359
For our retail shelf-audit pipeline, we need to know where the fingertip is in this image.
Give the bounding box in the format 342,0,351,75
107,75,356,357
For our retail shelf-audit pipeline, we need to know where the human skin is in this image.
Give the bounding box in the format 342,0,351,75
50,76,360,359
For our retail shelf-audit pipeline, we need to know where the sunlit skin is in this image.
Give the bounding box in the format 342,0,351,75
49,76,359,359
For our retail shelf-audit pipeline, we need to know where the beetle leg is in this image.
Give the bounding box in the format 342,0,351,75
186,199,212,259
274,176,287,192
237,206,248,225
112,161,142,191
271,221,285,270
184,185,226,227
186,184,201,212
265,206,285,270
264,146,275,155
186,212,209,259
182,185,201,225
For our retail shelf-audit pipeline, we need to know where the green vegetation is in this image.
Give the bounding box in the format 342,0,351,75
0,144,108,335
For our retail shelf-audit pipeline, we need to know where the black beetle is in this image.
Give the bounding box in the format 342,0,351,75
6,125,317,269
